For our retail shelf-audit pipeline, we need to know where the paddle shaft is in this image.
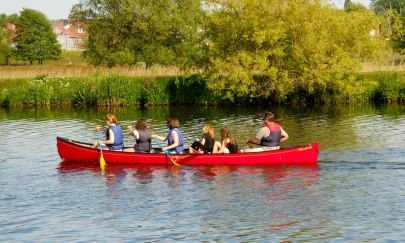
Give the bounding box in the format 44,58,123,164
153,137,180,166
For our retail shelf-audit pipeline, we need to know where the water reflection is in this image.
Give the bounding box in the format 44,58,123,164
58,161,320,192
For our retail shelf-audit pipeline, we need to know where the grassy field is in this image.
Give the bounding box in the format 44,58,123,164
0,51,180,79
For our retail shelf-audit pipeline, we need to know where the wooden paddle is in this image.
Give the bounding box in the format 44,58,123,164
97,126,106,170
152,136,180,166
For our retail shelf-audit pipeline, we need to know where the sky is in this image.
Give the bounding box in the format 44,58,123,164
0,0,372,20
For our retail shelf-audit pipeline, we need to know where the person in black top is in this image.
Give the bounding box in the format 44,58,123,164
212,126,238,154
189,124,215,153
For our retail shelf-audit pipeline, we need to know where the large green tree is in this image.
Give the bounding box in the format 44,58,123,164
71,0,204,68
14,8,61,65
201,0,382,100
0,14,13,65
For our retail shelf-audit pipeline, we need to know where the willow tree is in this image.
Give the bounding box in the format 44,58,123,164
201,0,382,101
71,0,205,68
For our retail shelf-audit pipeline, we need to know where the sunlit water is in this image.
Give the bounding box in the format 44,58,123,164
0,104,404,242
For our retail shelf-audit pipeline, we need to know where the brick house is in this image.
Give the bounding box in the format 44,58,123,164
52,17,88,51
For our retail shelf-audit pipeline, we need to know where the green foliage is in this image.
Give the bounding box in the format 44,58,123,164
72,0,204,68
202,0,381,101
1,72,404,107
371,0,405,54
13,9,61,65
0,15,13,65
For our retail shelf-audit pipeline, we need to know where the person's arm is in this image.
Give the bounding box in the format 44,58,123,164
95,128,115,147
101,129,115,145
247,137,260,145
152,134,167,141
247,128,264,145
280,128,289,143
162,131,179,152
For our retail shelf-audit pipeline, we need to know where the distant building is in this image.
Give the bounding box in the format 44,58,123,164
1,23,17,47
52,17,88,51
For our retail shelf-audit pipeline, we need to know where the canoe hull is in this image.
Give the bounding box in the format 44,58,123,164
57,137,319,166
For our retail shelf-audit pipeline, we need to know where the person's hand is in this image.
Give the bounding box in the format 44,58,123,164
96,126,103,131
162,146,167,152
127,125,133,133
93,140,100,148
151,134,156,139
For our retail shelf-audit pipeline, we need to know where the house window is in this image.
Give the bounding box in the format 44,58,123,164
78,27,84,33
78,38,84,43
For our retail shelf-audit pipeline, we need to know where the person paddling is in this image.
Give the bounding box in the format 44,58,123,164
244,112,288,152
93,114,124,151
124,118,152,153
152,117,184,154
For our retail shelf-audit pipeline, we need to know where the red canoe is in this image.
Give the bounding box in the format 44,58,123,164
56,137,319,166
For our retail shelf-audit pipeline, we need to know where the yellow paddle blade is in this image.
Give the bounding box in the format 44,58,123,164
100,154,106,170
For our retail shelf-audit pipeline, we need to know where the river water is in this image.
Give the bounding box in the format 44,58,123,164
0,104,404,242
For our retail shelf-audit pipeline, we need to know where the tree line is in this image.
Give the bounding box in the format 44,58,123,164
1,0,404,103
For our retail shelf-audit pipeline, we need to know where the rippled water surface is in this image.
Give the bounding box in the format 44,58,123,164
0,104,404,242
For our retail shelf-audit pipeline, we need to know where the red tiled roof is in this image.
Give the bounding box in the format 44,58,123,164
7,23,16,32
58,26,77,38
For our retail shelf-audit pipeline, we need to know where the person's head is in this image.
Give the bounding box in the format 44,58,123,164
135,118,147,130
263,111,276,123
220,126,237,144
105,114,117,125
167,117,180,129
202,124,215,139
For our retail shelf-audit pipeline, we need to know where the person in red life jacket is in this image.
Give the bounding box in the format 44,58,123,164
244,112,288,152
212,126,238,154
93,114,125,151
152,117,184,154
124,118,152,153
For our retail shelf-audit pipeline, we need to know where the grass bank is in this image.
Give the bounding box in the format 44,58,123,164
0,72,403,107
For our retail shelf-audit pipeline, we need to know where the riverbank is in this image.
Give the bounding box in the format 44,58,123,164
0,71,404,107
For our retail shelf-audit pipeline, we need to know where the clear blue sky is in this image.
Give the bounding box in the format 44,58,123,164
0,0,372,20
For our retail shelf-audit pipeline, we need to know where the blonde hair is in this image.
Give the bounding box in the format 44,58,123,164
203,124,215,139
105,114,117,124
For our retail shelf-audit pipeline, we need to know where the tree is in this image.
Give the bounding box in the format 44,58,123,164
201,0,382,101
371,0,405,54
14,8,61,65
0,14,14,65
71,0,204,68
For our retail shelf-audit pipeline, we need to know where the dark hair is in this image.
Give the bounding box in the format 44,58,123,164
263,112,275,122
167,117,180,129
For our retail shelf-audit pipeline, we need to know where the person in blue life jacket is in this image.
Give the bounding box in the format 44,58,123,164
244,112,289,152
123,118,152,153
93,114,124,151
152,117,184,154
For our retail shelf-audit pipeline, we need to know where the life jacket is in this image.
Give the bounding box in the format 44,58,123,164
135,129,152,152
260,122,281,147
167,128,184,153
105,125,124,150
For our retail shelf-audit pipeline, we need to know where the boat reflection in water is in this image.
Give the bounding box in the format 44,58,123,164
58,161,319,190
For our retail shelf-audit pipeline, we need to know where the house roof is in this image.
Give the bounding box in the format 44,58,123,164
7,23,16,32
58,26,77,38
